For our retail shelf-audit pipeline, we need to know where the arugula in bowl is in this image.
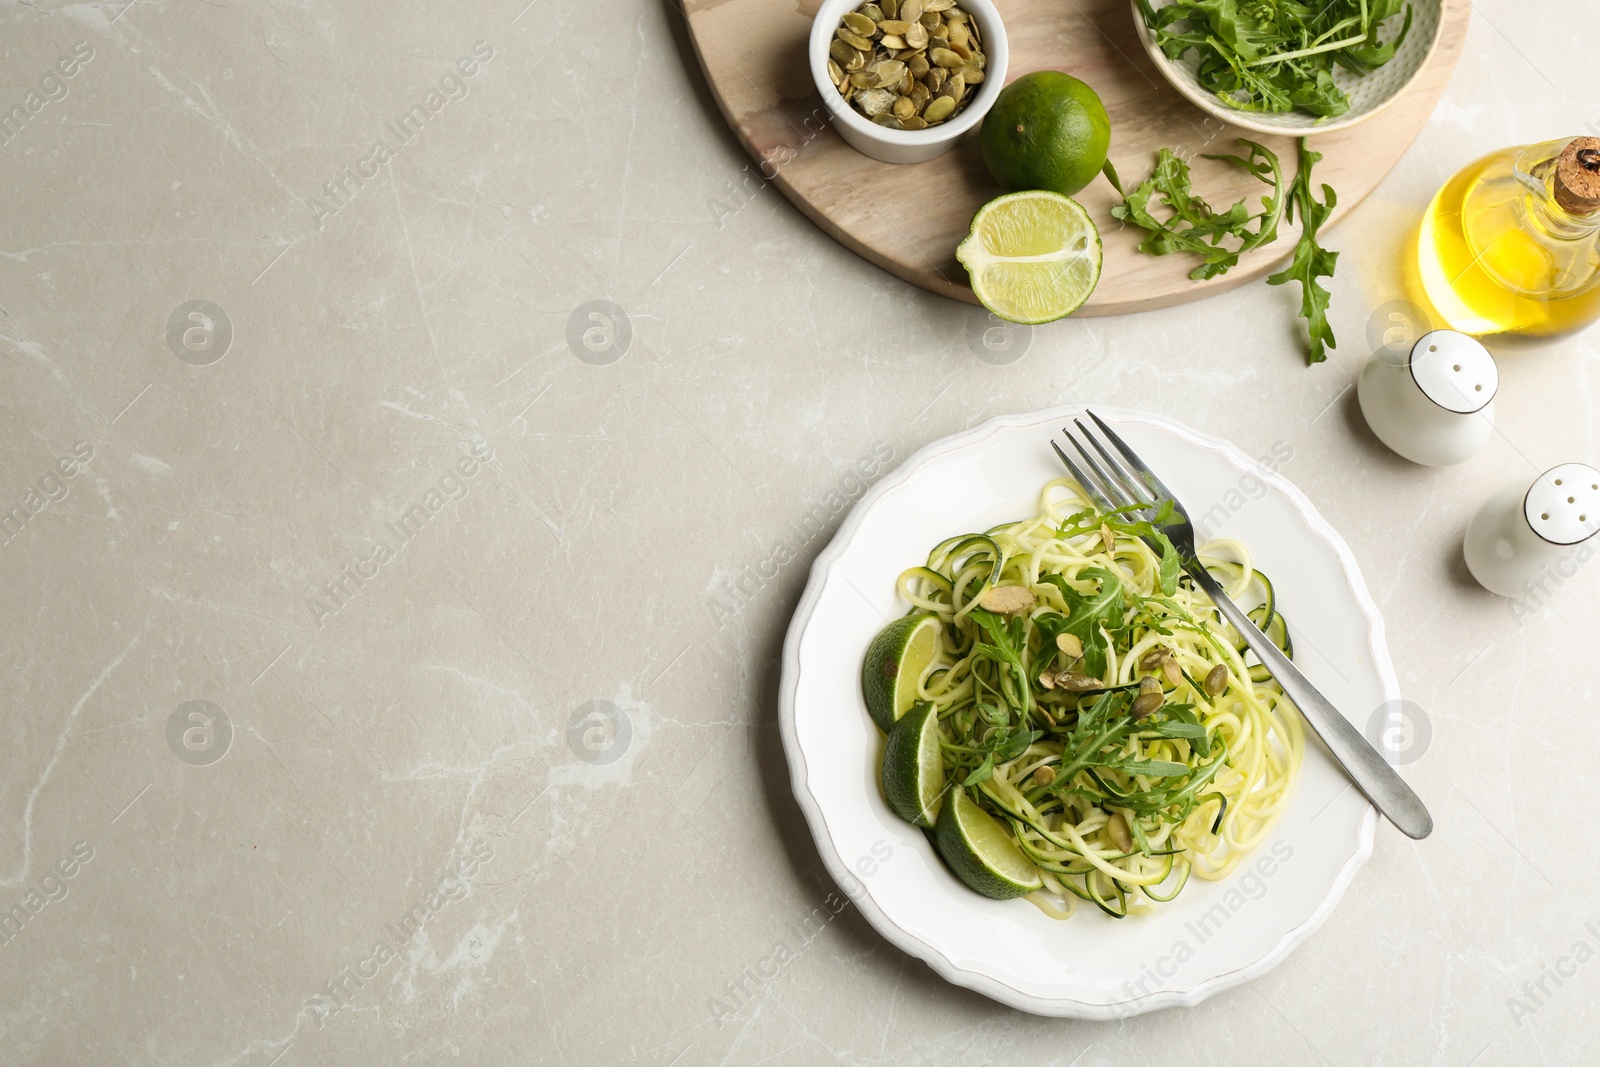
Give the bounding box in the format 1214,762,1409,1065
1138,0,1414,118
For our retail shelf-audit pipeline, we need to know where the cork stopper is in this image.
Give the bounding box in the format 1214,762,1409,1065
1554,137,1600,216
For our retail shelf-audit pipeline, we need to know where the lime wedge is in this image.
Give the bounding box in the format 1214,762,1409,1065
862,614,940,734
956,190,1103,325
936,787,1044,899
882,701,946,827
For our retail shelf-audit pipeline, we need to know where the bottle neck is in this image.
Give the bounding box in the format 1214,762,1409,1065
1516,139,1600,238
1526,191,1600,240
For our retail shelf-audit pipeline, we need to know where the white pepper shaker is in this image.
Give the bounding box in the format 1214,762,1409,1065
1357,330,1497,466
1464,463,1600,597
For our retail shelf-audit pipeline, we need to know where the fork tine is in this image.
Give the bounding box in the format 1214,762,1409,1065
1050,438,1113,512
1086,410,1177,508
1073,418,1155,513
1063,424,1139,512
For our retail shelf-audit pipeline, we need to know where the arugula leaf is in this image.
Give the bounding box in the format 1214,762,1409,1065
1111,137,1338,366
1157,539,1181,596
1057,504,1185,596
963,754,994,786
1038,567,1125,677
1104,757,1191,779
1109,141,1283,281
1143,720,1208,741
1267,138,1339,364
1342,5,1413,73
967,608,1036,715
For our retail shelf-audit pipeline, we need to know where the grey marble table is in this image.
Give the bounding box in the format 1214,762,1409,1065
1,0,1596,1063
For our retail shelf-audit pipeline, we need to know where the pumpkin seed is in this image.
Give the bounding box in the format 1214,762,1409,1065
1033,765,1057,787
842,10,877,36
1140,648,1168,669
855,87,896,115
1204,663,1228,697
1161,656,1184,688
867,59,905,86
1130,692,1163,719
1055,670,1102,692
978,585,1034,614
1106,812,1133,852
837,26,874,50
920,95,953,121
1139,674,1162,696
834,0,983,128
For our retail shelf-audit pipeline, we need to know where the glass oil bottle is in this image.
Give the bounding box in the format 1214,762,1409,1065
1417,136,1600,339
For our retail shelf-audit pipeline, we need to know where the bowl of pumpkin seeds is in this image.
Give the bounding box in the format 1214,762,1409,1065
809,0,1008,164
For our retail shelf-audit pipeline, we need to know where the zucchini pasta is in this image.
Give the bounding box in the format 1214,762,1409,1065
875,476,1304,919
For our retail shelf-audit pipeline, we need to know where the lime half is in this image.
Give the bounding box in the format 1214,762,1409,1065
862,614,940,734
956,191,1103,325
882,701,946,827
936,787,1044,899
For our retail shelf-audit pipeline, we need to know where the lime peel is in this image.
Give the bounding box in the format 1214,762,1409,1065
862,614,941,734
882,700,946,827
936,786,1044,899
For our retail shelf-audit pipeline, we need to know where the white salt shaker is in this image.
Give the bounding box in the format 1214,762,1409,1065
1356,330,1497,466
1464,463,1600,597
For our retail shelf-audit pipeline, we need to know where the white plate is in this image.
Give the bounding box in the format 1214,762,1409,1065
778,405,1391,1018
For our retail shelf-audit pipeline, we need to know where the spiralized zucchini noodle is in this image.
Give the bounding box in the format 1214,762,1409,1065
893,477,1304,920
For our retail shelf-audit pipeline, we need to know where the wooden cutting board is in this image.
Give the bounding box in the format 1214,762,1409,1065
682,0,1469,315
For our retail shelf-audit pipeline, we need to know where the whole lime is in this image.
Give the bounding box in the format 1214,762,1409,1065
980,71,1110,198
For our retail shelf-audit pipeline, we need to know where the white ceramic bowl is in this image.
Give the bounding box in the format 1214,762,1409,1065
809,0,1009,165
1131,0,1443,136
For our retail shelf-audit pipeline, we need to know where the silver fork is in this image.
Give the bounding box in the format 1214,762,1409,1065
1053,412,1433,840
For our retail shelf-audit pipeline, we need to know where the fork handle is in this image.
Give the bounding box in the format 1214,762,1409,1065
1186,564,1434,840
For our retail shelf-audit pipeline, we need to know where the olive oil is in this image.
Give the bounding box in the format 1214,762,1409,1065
1417,137,1600,339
